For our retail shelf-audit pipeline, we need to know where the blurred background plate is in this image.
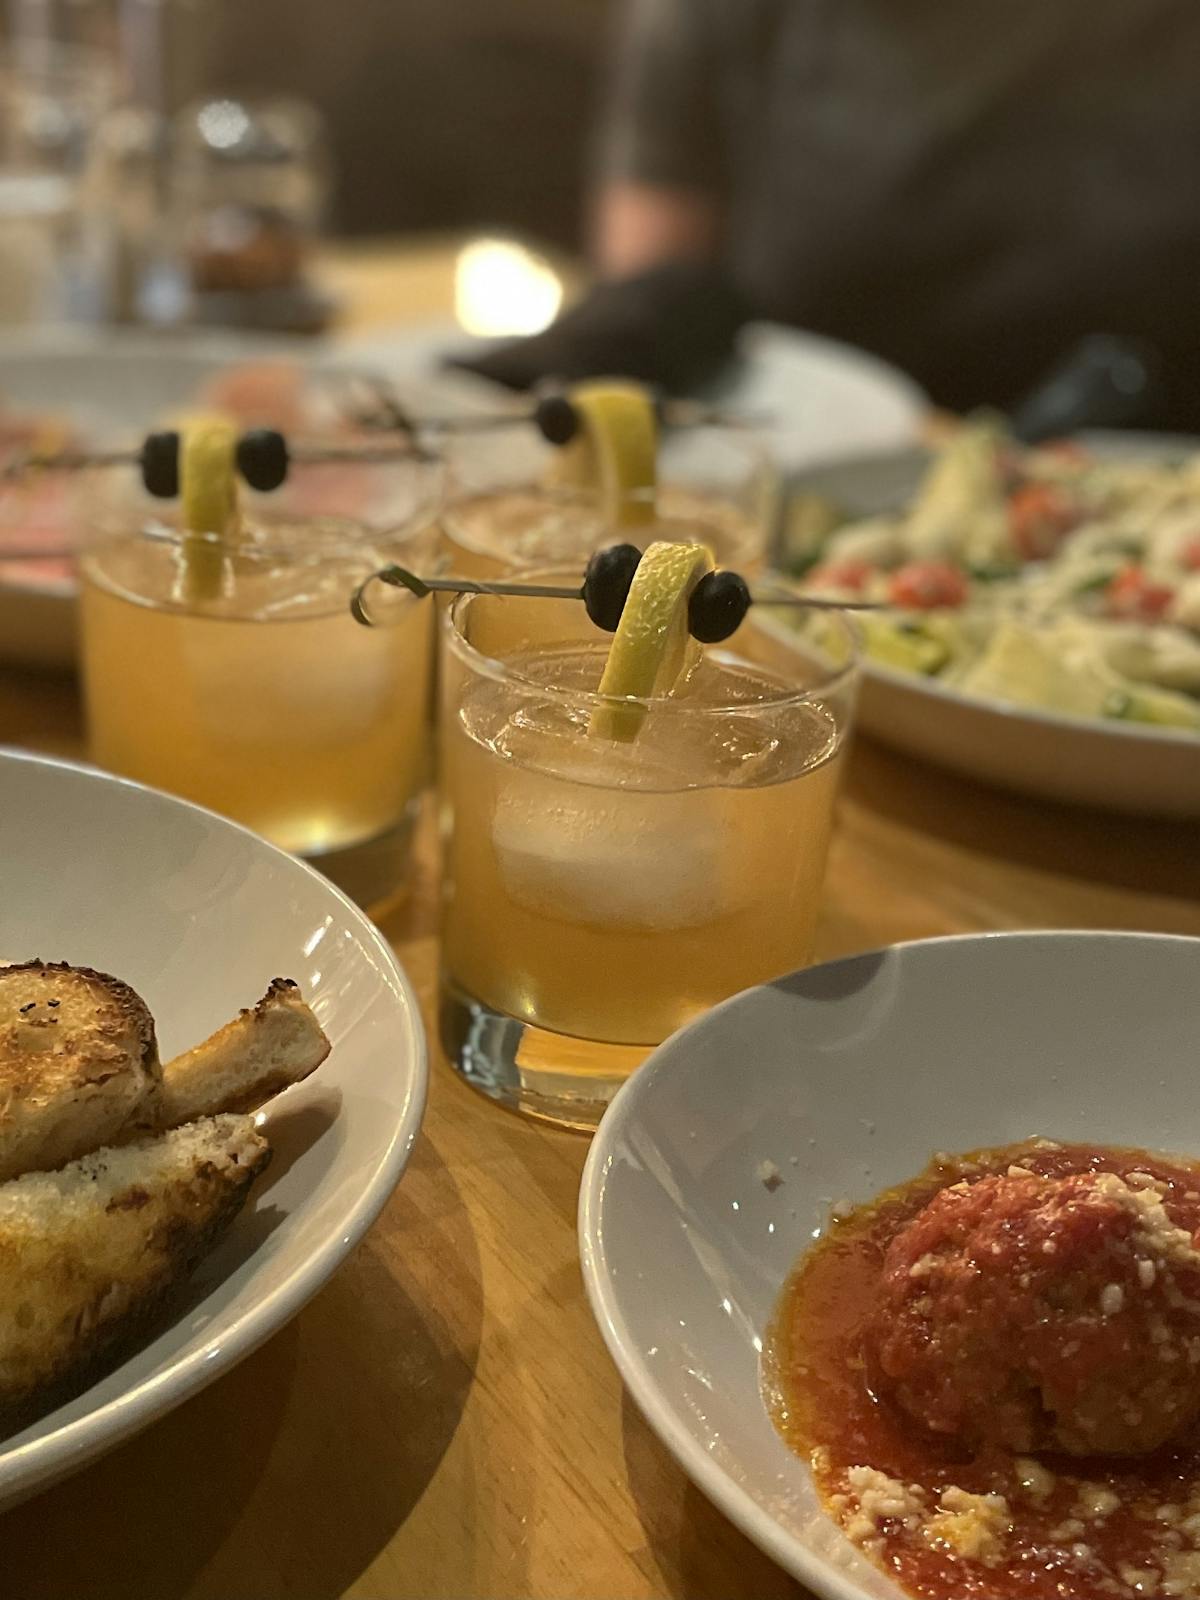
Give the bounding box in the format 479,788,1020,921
0,323,497,430
707,322,927,474
785,435,1200,817
339,317,929,475
0,324,310,428
0,323,491,667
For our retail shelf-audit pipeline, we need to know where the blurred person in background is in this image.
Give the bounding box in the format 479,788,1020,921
593,0,1200,426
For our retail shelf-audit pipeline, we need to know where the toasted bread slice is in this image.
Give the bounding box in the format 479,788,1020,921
0,962,161,1184
158,978,330,1127
0,1114,269,1424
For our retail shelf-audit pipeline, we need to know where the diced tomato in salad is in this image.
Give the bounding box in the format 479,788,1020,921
1007,482,1079,561
1179,536,1200,573
1105,564,1175,622
886,560,969,610
806,556,874,594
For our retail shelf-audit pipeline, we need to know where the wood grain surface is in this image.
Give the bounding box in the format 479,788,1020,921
1,244,1198,1599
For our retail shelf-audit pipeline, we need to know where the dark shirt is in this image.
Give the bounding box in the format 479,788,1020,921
600,0,1200,425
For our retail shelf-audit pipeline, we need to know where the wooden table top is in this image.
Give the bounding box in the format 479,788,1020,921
3,242,1200,1600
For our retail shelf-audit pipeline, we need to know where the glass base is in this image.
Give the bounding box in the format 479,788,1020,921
439,976,652,1133
302,802,418,910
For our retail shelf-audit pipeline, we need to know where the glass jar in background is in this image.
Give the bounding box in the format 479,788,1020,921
438,572,859,1130
79,448,442,907
439,414,778,579
0,40,115,325
169,96,333,333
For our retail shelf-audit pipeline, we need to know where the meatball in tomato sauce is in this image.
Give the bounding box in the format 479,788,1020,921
868,1169,1200,1456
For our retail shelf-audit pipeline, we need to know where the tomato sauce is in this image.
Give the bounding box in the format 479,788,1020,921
764,1141,1200,1600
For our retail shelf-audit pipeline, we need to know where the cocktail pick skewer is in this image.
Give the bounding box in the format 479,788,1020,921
349,400,760,434
0,439,431,484
1,381,761,485
336,371,762,440
350,564,884,629
350,568,583,623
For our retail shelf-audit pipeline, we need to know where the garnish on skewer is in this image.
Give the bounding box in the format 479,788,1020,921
590,540,712,741
541,381,659,532
178,418,239,603
336,369,747,442
141,431,180,498
358,538,864,746
236,428,290,491
350,542,882,633
0,428,429,489
3,379,748,491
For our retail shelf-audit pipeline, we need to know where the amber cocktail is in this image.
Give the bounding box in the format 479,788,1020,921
438,564,858,1129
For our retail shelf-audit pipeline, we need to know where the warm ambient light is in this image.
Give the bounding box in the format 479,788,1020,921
196,99,251,151
454,237,563,337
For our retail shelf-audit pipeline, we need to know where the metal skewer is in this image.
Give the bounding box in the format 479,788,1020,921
0,439,431,483
1,448,139,480
1,384,758,484
350,565,885,627
356,400,758,434
337,371,761,437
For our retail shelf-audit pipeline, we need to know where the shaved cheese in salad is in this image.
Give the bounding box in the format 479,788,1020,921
792,424,1200,735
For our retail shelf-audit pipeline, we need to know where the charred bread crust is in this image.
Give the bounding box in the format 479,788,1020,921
0,960,161,1081
0,1130,270,1429
159,979,330,1124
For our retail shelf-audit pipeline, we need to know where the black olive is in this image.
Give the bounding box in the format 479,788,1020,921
140,431,179,498
236,428,289,491
688,570,751,643
584,543,643,631
533,392,579,447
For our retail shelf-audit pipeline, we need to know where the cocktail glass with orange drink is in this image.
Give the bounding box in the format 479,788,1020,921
79,421,441,903
435,536,859,1131
439,382,775,579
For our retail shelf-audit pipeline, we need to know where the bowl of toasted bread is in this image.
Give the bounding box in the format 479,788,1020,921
0,747,426,1507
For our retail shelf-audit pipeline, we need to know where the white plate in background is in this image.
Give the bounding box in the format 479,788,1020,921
0,749,427,1509
713,322,927,473
0,325,486,668
580,931,1200,1599
785,439,1200,816
344,318,930,475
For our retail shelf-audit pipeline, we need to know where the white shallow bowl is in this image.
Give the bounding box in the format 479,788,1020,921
0,749,427,1510
860,658,1200,816
0,325,491,668
716,323,927,474
352,317,929,476
580,931,1200,1600
787,440,1200,817
0,328,319,669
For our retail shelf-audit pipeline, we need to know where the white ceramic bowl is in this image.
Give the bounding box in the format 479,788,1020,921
784,441,1200,817
580,931,1200,1599
341,318,929,477
0,749,427,1509
0,326,491,668
860,657,1200,817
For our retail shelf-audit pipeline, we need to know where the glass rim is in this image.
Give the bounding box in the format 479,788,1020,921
440,419,771,547
80,452,444,554
440,410,767,457
80,512,438,568
444,565,861,717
